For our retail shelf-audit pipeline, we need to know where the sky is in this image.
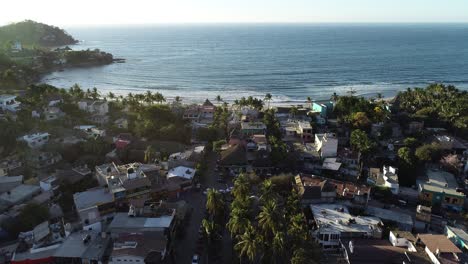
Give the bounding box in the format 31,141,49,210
1,0,468,26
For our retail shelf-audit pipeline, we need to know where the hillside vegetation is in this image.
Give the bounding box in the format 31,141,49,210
0,20,77,48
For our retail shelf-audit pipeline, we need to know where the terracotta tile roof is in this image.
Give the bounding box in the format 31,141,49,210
418,234,462,254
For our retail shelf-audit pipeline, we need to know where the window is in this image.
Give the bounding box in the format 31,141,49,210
452,198,458,204
445,197,451,203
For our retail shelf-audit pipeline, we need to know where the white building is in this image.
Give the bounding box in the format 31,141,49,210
315,133,338,158
18,132,50,149
167,166,196,181
296,121,313,141
310,204,382,250
78,100,109,115
0,95,21,112
382,166,399,195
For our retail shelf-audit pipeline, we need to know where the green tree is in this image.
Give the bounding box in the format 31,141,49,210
235,223,262,263
350,129,375,154
264,93,272,109
206,189,225,221
398,147,414,166
257,199,282,236
415,143,441,162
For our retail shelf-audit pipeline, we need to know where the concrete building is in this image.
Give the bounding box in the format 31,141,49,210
296,121,313,141
0,175,23,194
0,184,41,209
109,232,168,264
0,95,20,112
310,204,382,250
17,132,50,149
418,169,465,211
366,206,414,231
240,122,266,137
73,187,115,231
95,163,157,201
311,102,333,117
445,226,468,252
78,100,109,115
315,133,338,158
418,234,462,264
109,212,176,236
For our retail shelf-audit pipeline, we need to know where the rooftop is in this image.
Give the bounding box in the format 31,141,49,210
0,184,41,205
311,204,381,234
112,231,167,259
322,158,342,171
109,212,174,231
0,175,23,184
167,166,196,180
73,188,114,210
366,206,413,227
342,238,430,264
53,230,109,260
418,234,462,254
419,169,464,197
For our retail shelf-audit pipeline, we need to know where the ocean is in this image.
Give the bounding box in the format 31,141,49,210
42,23,468,103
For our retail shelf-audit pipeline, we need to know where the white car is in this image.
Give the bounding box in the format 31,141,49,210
192,254,199,264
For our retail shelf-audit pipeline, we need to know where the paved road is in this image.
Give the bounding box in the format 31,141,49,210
173,152,234,264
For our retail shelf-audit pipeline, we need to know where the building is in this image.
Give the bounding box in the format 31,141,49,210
251,134,268,151
201,99,215,119
295,175,336,205
310,204,382,250
39,176,59,193
183,106,201,121
296,121,313,141
366,206,414,231
418,169,465,211
74,125,106,138
0,184,41,209
315,133,338,158
73,187,115,231
26,151,62,169
78,100,109,115
45,94,63,107
368,166,399,195
44,107,64,121
109,211,176,236
297,174,371,206
95,163,156,201
53,230,111,264
109,232,168,264
240,122,266,137
17,132,50,149
217,144,248,171
311,102,333,117
0,95,20,112
341,236,430,264
417,234,462,264
445,226,468,252
0,175,23,194
166,166,196,191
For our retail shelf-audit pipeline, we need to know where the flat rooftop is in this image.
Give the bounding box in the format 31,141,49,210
73,188,114,210
419,169,464,197
311,204,381,234
0,184,40,204
53,230,109,260
366,206,413,227
109,212,174,231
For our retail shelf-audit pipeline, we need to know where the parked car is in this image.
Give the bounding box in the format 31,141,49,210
192,254,199,264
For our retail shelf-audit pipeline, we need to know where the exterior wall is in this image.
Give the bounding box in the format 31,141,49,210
445,226,468,251
419,190,464,208
389,231,407,247
425,246,441,264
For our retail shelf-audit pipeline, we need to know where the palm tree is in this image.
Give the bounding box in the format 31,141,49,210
257,199,282,236
347,88,357,96
216,95,222,104
232,173,250,198
264,93,272,109
91,87,100,100
272,231,286,263
144,90,153,105
330,92,338,102
259,179,277,203
107,92,115,101
376,92,383,100
175,96,182,103
227,208,251,237
235,223,262,263
154,92,166,104
306,96,312,109
206,189,225,220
